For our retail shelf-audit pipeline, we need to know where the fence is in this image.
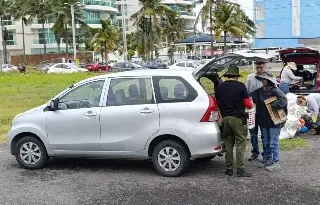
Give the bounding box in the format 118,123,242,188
11,52,94,66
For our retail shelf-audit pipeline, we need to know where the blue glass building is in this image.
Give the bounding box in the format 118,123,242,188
253,0,320,48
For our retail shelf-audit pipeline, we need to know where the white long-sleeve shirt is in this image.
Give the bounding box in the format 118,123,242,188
280,68,302,84
246,73,263,93
306,93,320,117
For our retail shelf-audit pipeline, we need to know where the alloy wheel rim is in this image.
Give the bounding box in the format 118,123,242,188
20,142,41,165
158,147,181,172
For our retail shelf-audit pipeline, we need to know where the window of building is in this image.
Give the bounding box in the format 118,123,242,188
256,23,265,38
256,5,264,21
6,30,16,45
84,10,101,24
2,15,13,26
34,29,56,44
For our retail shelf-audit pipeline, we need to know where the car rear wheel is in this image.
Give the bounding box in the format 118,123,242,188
152,140,190,177
14,136,48,170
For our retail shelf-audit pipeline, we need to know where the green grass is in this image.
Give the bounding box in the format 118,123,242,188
280,137,309,150
0,71,97,139
0,70,308,151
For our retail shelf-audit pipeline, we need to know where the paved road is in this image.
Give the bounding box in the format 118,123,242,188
0,136,319,205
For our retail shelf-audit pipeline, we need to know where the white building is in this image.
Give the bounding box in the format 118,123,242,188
0,0,197,59
1,0,119,56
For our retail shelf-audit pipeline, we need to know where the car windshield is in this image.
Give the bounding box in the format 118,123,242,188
131,63,141,67
68,64,80,69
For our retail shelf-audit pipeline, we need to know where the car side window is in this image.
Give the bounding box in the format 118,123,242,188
58,80,105,110
106,78,154,106
176,63,185,67
61,64,70,69
153,76,198,103
54,64,62,68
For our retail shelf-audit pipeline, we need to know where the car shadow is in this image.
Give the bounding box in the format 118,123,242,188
12,157,227,177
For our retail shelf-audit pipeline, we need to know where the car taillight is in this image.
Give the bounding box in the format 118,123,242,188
200,96,219,122
317,78,320,89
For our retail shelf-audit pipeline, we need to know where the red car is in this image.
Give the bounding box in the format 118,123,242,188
279,47,320,94
86,62,111,72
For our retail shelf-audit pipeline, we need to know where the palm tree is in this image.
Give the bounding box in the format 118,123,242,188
11,0,29,63
52,0,86,55
23,0,53,56
90,19,120,62
0,0,11,63
213,1,255,52
196,0,215,56
162,13,186,63
131,0,174,60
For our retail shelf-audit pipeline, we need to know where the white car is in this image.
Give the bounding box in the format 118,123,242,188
1,64,18,72
169,61,200,70
47,63,88,73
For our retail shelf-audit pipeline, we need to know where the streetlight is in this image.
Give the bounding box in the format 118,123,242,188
64,2,81,63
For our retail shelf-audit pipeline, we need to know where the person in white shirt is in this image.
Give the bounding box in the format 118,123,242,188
297,94,320,134
279,62,303,94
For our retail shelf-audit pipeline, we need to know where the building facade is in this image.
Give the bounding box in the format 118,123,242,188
1,0,197,57
1,0,119,56
254,0,320,48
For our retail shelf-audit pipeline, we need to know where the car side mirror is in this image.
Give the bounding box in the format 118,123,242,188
49,99,59,111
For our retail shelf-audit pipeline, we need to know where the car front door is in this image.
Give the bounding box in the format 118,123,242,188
100,77,160,152
46,79,106,152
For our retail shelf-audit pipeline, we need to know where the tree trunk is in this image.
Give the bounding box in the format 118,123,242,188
209,8,213,57
22,21,26,64
224,31,227,53
41,20,47,60
104,44,108,63
65,24,69,59
149,15,153,60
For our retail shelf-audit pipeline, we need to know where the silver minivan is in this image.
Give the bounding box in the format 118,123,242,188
8,53,271,176
8,69,222,176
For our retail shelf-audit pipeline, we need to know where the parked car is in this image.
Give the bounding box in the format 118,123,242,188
47,63,88,73
1,64,18,72
79,63,87,69
169,61,200,69
86,62,111,72
279,47,320,94
7,52,271,177
39,63,54,72
112,62,148,72
7,69,225,177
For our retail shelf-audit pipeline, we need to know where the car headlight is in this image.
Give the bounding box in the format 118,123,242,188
12,113,25,126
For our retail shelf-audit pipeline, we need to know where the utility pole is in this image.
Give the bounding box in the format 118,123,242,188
3,27,7,64
121,0,128,61
64,2,80,64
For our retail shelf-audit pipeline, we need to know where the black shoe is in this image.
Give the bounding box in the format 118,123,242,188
237,168,252,177
225,169,233,176
248,154,259,161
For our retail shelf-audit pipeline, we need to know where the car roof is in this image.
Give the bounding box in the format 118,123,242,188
85,69,194,81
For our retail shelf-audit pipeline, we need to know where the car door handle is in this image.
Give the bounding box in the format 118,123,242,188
139,108,154,114
83,111,97,117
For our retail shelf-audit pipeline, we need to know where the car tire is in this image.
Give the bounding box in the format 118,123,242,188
152,140,190,177
14,136,49,170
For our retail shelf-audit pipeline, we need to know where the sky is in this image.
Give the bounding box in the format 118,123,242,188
233,0,254,19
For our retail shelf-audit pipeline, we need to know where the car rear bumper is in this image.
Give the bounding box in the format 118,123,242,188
188,122,223,159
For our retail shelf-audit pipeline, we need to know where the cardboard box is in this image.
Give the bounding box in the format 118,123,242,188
264,96,287,125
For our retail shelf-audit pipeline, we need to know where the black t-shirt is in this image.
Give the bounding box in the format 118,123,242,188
215,80,249,118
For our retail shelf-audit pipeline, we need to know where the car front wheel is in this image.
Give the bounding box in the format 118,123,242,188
152,140,190,177
14,136,48,170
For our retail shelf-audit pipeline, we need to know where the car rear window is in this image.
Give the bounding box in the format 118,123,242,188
153,76,198,103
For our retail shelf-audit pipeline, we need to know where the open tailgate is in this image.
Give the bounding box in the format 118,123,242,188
280,47,320,64
193,52,273,79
